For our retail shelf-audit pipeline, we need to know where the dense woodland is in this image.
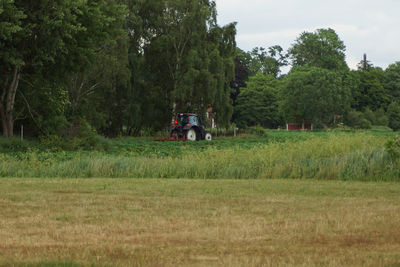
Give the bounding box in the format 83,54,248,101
1,0,400,139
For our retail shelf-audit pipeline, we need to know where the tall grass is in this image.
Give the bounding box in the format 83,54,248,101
0,133,398,181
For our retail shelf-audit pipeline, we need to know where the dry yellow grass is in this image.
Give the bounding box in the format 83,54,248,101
0,179,400,266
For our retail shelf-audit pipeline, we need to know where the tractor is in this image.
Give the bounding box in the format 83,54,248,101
169,113,212,141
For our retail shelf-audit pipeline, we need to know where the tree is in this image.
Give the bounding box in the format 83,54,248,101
248,46,288,77
384,62,400,103
288,28,348,71
0,0,126,137
351,67,389,111
234,73,281,128
134,0,236,128
387,102,400,131
229,46,287,122
281,66,350,126
230,48,250,108
357,53,373,71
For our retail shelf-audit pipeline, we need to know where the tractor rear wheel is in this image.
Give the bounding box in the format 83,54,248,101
186,129,196,141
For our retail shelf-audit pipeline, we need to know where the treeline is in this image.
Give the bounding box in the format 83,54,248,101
1,2,400,140
1,0,235,138
232,29,400,131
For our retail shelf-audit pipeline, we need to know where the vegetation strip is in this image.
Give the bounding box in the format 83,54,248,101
1,132,399,181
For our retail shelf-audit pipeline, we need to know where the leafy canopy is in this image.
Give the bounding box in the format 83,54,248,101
289,28,348,71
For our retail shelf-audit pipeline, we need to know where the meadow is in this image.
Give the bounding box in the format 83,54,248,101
1,130,400,266
0,130,398,181
1,178,400,266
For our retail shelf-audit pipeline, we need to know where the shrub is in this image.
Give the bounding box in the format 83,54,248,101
374,108,389,126
363,108,376,125
246,126,266,136
359,118,372,129
388,102,400,131
385,135,400,161
346,110,371,129
0,137,30,153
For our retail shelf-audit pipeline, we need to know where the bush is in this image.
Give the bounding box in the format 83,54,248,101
346,110,371,129
363,108,376,125
374,108,389,126
39,118,112,151
0,137,30,153
246,126,266,136
388,102,400,131
362,108,389,126
385,135,400,162
359,118,372,129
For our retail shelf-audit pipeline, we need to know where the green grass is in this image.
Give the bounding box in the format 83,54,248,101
1,178,400,266
0,132,399,181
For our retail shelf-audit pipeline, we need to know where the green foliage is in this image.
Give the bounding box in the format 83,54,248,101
246,125,267,136
288,28,348,71
346,107,388,129
247,46,288,77
1,0,128,137
387,102,400,131
38,118,112,151
234,73,281,128
352,67,389,111
281,66,350,125
133,0,236,129
385,135,400,161
0,137,29,153
373,108,389,126
345,110,371,129
5,1,400,140
0,133,398,181
384,62,400,103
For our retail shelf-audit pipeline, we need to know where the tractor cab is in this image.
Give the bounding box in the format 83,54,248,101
175,113,200,127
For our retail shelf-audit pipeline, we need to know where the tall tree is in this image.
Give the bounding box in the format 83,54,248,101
281,66,350,126
288,28,348,71
130,0,236,129
387,102,400,131
384,62,400,103
234,73,281,128
0,0,126,137
230,48,250,108
248,45,287,77
352,67,388,111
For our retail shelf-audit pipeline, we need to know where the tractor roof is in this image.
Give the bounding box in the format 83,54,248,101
177,113,197,116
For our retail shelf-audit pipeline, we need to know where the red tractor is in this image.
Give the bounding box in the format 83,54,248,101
169,113,212,141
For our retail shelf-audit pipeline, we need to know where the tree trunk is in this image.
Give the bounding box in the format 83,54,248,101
1,66,20,137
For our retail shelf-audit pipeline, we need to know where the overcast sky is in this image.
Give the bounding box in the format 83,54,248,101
215,0,400,70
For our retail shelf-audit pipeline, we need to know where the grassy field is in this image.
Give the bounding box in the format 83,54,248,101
0,131,398,181
1,178,400,266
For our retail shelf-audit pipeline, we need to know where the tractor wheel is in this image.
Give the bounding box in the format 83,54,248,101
205,132,212,141
186,129,197,141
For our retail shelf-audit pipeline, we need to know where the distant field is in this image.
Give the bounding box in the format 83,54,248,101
0,179,400,266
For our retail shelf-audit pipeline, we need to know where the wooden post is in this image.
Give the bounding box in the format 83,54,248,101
20,125,23,141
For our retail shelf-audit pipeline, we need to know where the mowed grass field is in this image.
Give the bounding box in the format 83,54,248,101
1,179,400,266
